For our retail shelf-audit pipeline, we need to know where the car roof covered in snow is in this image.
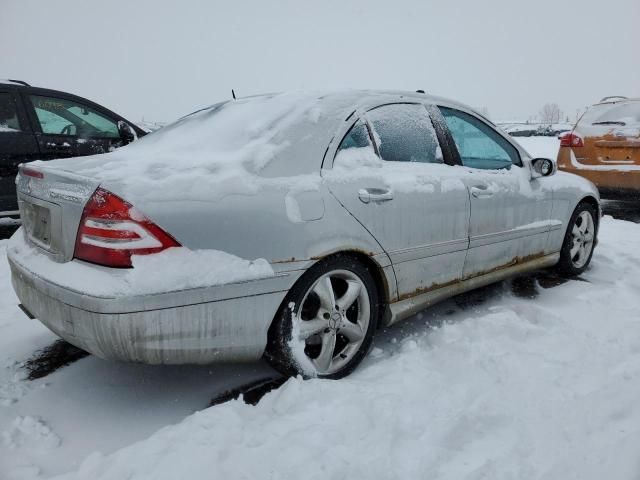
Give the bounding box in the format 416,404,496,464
593,97,640,107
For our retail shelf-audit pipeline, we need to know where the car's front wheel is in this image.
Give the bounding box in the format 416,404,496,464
265,255,379,379
556,202,598,276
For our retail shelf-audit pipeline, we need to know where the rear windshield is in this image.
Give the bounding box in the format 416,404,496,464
580,102,640,127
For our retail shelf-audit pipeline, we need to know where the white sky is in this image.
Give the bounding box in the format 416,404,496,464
1,0,638,123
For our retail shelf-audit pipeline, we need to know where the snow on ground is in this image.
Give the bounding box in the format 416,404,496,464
514,136,560,161
0,215,632,480
0,237,276,479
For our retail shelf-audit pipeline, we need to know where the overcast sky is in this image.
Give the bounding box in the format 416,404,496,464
2,0,638,124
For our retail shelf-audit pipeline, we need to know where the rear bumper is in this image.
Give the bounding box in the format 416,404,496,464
558,148,640,194
8,238,296,364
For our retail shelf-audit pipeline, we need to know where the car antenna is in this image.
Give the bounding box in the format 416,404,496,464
232,89,236,100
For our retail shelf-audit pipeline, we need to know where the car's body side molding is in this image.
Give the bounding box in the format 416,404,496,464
382,252,560,327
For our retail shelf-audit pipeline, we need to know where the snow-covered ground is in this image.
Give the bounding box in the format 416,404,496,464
514,136,561,162
2,135,640,479
0,242,276,478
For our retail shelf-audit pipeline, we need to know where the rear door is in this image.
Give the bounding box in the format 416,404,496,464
24,92,126,160
0,88,40,215
439,106,553,278
325,103,470,301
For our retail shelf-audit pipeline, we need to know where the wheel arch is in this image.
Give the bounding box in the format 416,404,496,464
263,249,391,377
577,194,601,232
326,250,392,311
578,194,600,214
267,250,393,338
553,195,600,276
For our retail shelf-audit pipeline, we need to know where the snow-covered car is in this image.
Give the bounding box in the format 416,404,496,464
558,97,640,198
7,90,600,379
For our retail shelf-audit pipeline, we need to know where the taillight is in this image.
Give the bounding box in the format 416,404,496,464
74,187,181,268
560,132,584,148
21,167,44,179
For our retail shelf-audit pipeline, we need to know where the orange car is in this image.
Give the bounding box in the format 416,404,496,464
557,96,640,198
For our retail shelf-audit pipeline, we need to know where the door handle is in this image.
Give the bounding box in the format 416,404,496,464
470,185,494,198
45,142,72,151
358,188,394,204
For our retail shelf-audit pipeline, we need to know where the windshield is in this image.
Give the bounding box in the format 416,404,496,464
580,101,640,127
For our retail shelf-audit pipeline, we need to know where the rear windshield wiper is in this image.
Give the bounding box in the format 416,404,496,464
592,121,627,126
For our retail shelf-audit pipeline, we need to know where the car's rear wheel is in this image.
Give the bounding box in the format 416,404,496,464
265,255,379,379
556,202,598,276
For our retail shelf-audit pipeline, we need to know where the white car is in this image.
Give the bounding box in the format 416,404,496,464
8,90,600,379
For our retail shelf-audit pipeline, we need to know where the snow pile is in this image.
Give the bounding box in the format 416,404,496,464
34,92,350,204
134,120,165,133
286,301,318,377
8,232,274,296
45,216,640,480
128,248,274,293
328,146,466,194
2,416,60,451
514,136,560,161
0,363,29,407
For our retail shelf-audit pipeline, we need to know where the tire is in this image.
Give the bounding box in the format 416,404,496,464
555,202,598,276
265,255,380,380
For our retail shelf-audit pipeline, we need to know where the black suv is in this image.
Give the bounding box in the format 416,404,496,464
0,80,146,217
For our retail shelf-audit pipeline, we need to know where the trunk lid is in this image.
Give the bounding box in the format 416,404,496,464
575,100,640,166
16,163,100,262
592,132,640,164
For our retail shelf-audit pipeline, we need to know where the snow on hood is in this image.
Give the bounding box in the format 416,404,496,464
35,92,357,204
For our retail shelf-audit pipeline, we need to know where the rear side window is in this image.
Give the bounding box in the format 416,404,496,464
0,93,21,132
367,104,442,164
440,107,520,169
30,95,120,138
337,119,371,152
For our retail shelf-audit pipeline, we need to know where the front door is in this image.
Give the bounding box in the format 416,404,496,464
325,103,470,301
439,106,553,278
25,93,125,160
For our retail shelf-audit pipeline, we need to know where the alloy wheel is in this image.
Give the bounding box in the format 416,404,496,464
292,269,370,376
570,210,595,269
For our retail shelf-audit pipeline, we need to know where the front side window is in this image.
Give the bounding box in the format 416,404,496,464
0,93,21,132
440,107,520,170
30,95,120,138
367,104,442,164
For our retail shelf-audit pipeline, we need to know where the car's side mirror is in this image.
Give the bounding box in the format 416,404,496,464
117,121,136,145
530,157,556,178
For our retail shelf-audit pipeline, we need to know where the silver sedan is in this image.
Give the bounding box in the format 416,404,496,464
8,90,600,379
